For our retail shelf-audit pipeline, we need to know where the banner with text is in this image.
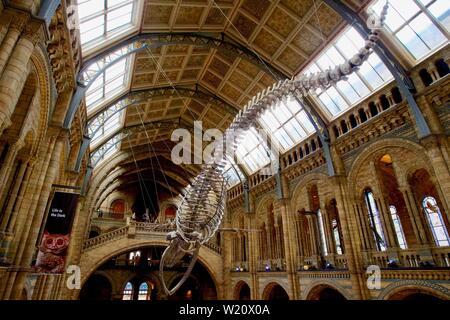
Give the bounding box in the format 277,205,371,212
33,191,79,274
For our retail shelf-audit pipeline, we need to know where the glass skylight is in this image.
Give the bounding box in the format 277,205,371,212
90,109,124,149
369,0,449,60
304,26,393,118
235,127,273,174
85,54,131,114
88,99,129,149
223,157,245,188
90,134,122,166
78,0,137,52
259,97,316,151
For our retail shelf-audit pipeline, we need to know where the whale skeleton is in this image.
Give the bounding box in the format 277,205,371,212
160,2,390,295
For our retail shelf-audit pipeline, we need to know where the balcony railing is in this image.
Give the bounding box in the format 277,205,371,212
83,225,129,251
364,246,450,268
83,221,222,255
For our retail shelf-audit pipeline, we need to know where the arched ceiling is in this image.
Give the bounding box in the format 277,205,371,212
78,0,372,197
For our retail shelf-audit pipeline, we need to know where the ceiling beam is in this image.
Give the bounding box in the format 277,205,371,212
63,32,289,129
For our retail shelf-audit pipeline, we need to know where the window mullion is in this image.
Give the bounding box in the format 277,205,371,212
333,44,375,92
332,84,353,106
104,0,108,37
355,71,374,92
414,0,450,38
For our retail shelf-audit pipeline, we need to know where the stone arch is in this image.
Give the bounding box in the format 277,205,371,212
378,280,450,300
234,280,251,300
119,271,161,300
0,70,38,155
159,200,180,222
88,225,101,238
110,198,126,218
29,46,52,152
76,239,221,299
16,130,35,161
79,273,113,300
261,281,290,300
290,172,330,210
348,138,431,194
304,282,350,300
91,270,117,294
255,193,276,216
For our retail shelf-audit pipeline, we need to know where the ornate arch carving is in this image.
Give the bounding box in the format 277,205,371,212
378,280,450,300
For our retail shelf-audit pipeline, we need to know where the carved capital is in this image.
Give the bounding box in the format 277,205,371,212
11,138,25,151
9,13,28,33
22,22,41,46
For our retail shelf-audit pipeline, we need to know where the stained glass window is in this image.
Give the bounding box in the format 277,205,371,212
364,190,387,251
389,205,407,249
122,282,133,300
422,196,450,246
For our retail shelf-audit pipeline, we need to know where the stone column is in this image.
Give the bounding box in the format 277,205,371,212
416,96,444,134
294,216,304,260
266,223,273,261
402,183,432,245
1,134,57,299
6,159,36,233
277,199,299,299
221,229,233,299
275,223,282,259
0,158,28,231
353,202,372,251
375,195,397,248
398,186,425,246
9,135,63,299
246,213,259,300
0,13,27,76
332,175,369,300
420,135,450,217
307,216,318,256
0,22,39,137
0,13,12,45
321,203,334,256
0,138,25,197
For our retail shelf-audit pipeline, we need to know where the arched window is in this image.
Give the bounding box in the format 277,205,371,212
332,219,343,255
317,209,329,256
389,205,407,249
122,282,133,300
138,282,150,300
128,250,141,265
364,190,387,251
422,196,450,247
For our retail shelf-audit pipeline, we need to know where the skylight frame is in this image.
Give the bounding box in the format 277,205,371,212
302,26,394,119
223,156,245,188
85,52,135,116
235,127,274,175
90,134,122,167
258,97,316,152
87,98,130,151
78,0,141,56
368,0,449,62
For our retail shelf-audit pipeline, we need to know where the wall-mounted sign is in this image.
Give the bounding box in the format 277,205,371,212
33,192,79,274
